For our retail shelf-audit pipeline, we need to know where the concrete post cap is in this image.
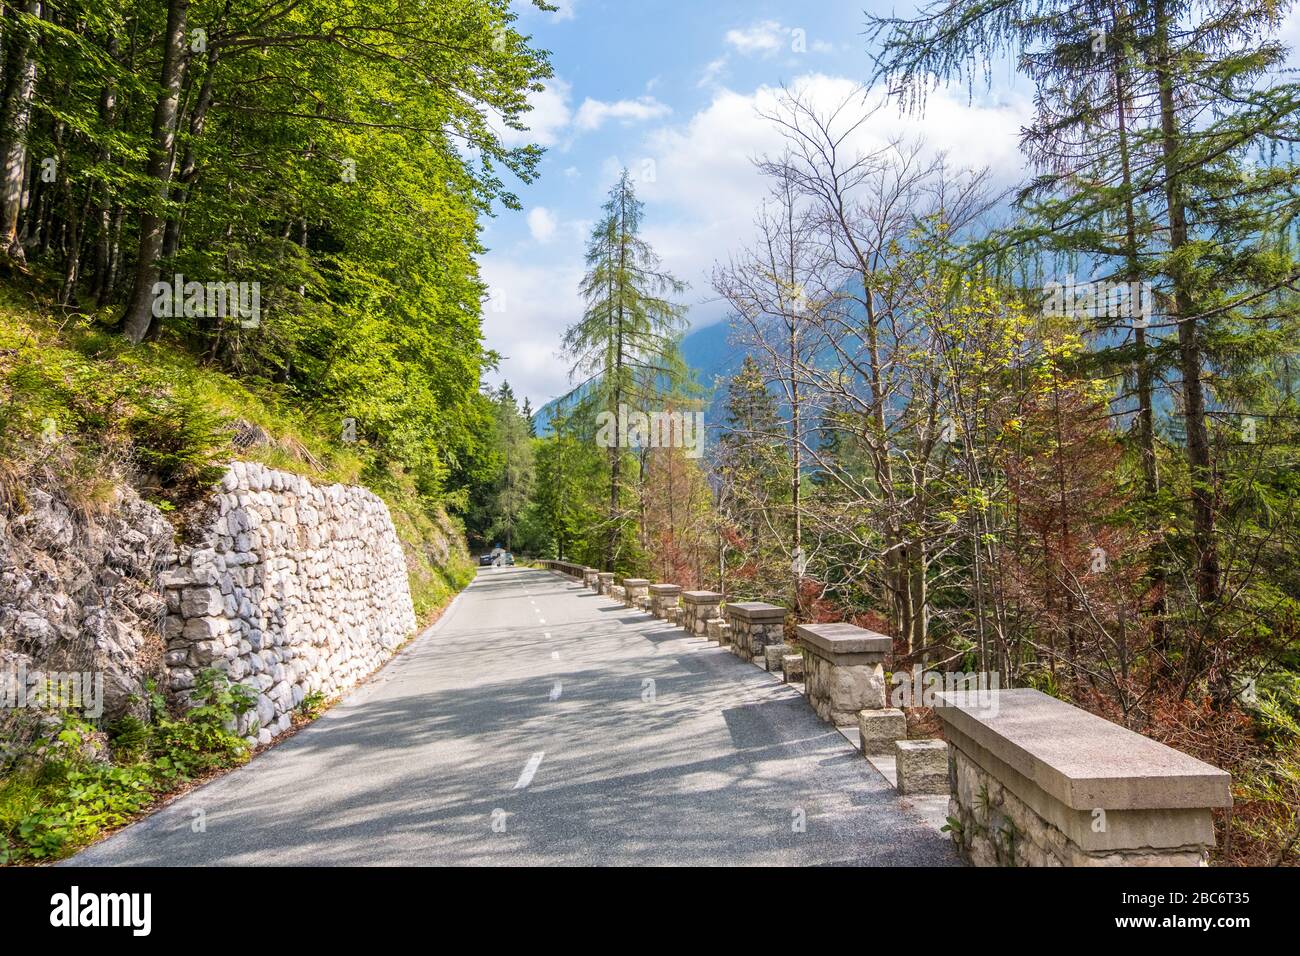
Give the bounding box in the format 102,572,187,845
795,622,891,658
725,601,787,621
681,590,724,604
935,688,1232,811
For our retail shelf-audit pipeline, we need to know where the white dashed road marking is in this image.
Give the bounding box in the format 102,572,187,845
513,752,545,790
549,680,562,701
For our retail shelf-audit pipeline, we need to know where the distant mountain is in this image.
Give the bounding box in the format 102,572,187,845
532,319,746,438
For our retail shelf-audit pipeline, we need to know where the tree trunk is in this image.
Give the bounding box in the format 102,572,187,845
0,0,41,263
120,0,189,343
1154,0,1218,612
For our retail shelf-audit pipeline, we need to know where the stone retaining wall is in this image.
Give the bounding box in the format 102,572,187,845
162,462,416,745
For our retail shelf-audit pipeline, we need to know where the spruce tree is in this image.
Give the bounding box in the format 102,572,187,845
562,170,688,569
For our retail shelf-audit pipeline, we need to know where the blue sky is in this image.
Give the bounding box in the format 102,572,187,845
481,0,1300,411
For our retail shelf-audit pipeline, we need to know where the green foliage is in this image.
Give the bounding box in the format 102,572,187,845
2,0,555,536
466,382,536,550
0,670,253,864
298,691,328,720
553,170,690,569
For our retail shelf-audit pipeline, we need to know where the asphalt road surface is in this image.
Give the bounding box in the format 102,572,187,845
71,567,958,866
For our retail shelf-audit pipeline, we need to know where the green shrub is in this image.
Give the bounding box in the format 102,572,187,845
0,669,255,864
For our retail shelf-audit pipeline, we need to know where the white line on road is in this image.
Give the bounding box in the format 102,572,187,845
551,651,559,660
543,632,551,639
513,752,545,789
549,680,562,701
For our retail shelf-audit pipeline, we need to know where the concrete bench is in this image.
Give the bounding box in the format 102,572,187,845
680,590,723,637
796,623,890,725
936,688,1232,867
648,583,681,619
725,602,786,662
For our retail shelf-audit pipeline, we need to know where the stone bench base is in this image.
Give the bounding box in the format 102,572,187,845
896,739,948,794
947,744,1210,866
622,578,649,609
680,591,723,637
726,602,786,662
648,584,682,619
706,619,730,644
781,654,804,681
763,643,791,672
858,708,906,756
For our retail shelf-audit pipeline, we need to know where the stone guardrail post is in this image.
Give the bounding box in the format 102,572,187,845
936,688,1233,866
706,617,730,645
680,590,723,637
796,622,891,726
620,578,649,609
724,602,787,662
648,583,681,619
583,567,600,589
596,572,614,595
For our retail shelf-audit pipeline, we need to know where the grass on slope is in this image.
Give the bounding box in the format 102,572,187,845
0,282,473,621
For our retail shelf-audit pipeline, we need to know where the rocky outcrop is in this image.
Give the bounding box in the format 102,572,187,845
0,482,173,724
161,462,417,744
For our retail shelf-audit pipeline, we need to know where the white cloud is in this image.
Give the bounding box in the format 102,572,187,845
635,74,1032,324
527,206,558,242
1282,6,1300,65
698,56,729,88
497,77,573,147
574,95,672,131
480,257,587,407
494,81,673,149
483,74,1033,406
724,20,787,56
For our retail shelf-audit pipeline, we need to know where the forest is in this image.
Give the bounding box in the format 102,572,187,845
0,0,555,861
499,2,1300,864
0,0,556,604
0,0,1296,866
